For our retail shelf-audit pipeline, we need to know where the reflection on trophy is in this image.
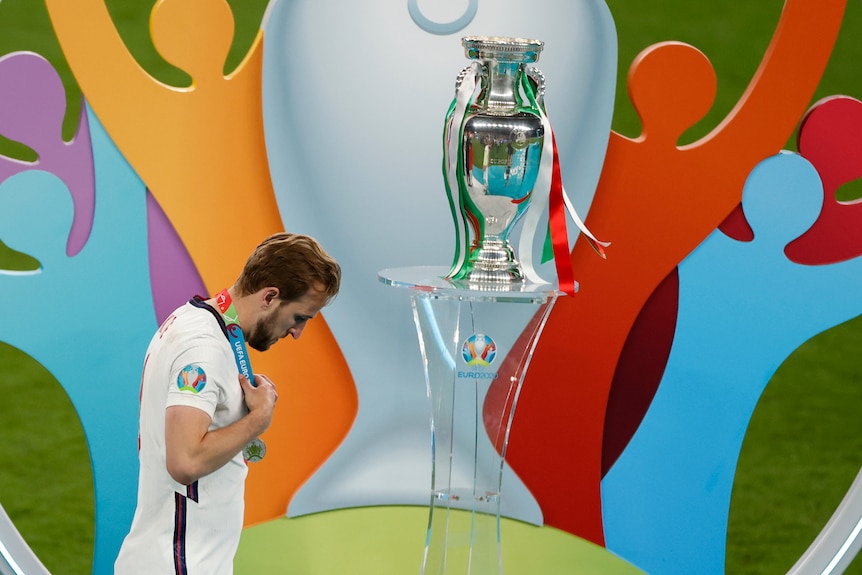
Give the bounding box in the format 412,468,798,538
445,36,546,285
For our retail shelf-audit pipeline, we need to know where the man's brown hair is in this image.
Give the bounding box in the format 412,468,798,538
235,233,341,303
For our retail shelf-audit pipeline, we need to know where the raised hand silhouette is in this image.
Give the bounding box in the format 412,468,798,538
0,108,155,575
0,51,94,258
44,0,357,524
504,0,846,544
603,150,862,574
786,95,862,264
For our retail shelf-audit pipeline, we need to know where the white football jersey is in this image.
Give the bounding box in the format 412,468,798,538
115,298,248,575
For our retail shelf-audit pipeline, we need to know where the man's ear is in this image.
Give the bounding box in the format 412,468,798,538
262,287,280,307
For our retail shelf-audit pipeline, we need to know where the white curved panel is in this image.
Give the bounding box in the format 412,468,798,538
261,0,617,521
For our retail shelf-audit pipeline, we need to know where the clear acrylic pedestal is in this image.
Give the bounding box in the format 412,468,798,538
379,266,561,575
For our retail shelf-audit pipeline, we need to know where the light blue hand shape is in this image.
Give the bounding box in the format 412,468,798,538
602,151,862,574
0,106,156,575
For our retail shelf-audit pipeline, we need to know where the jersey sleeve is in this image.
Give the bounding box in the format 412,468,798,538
165,336,234,419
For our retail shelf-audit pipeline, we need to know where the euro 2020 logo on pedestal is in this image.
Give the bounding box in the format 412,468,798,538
461,334,497,366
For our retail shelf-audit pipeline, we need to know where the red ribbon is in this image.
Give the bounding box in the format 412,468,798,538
549,132,576,295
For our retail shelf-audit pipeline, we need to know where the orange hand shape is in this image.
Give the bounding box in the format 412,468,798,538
44,0,357,526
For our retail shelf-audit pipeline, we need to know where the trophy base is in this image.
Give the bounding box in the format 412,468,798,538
464,240,524,285
465,267,524,284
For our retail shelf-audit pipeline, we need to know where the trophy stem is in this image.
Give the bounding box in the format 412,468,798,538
466,238,523,284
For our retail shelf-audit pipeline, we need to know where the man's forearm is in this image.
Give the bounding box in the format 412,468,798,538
165,405,269,485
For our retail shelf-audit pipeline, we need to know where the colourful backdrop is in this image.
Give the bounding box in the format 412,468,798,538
0,0,861,573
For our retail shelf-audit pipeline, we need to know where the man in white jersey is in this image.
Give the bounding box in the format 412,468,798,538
115,233,341,574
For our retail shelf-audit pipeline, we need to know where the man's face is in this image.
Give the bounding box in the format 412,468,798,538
245,286,329,352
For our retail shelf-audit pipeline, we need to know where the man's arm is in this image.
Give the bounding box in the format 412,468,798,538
165,374,277,485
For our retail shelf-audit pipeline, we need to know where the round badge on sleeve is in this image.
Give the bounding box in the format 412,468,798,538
243,438,266,462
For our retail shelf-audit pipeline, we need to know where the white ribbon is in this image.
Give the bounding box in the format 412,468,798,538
519,73,610,288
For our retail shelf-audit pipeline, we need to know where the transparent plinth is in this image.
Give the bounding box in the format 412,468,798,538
379,266,561,575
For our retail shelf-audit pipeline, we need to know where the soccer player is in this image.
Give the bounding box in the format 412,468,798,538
114,233,341,574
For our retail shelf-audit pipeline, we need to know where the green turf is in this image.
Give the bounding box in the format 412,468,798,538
1,1,862,574
0,342,94,575
727,314,862,574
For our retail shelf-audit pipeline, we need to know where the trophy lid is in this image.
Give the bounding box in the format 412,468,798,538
462,36,544,63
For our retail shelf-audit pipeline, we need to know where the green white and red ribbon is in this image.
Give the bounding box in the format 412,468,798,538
443,62,481,281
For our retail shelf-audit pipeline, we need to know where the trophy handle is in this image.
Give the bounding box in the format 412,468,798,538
454,64,486,94
526,66,546,107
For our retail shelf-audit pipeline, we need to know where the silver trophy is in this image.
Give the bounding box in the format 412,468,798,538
445,36,546,285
